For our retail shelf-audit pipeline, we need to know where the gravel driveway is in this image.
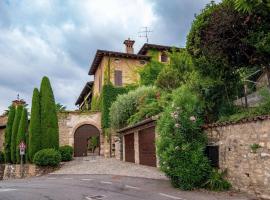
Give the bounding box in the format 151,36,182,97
52,156,167,180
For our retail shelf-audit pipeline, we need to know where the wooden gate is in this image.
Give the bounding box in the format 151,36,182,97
139,127,156,167
124,133,135,163
74,124,100,157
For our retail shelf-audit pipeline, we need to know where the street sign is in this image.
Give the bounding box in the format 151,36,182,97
19,141,26,155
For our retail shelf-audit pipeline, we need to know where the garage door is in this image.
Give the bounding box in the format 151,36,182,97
124,133,135,163
139,127,156,167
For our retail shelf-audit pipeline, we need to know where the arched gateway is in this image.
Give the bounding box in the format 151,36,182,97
74,124,100,157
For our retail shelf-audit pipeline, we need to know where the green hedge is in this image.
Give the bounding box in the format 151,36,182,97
59,145,73,162
0,151,5,164
33,148,61,167
101,84,128,129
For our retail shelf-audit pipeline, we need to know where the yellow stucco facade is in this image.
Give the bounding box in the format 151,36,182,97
92,56,147,96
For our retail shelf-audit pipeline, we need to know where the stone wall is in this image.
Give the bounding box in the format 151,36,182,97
2,164,57,180
57,111,105,155
0,115,7,151
205,117,270,199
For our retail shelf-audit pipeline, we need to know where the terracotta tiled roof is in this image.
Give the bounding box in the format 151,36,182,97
75,81,94,105
203,115,270,129
137,43,183,55
88,50,150,75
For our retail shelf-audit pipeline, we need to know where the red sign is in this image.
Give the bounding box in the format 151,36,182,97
19,141,26,150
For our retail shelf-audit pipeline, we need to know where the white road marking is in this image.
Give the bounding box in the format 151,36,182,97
47,177,56,180
100,181,112,184
81,179,93,181
125,185,140,190
0,189,16,192
159,193,185,200
63,178,73,180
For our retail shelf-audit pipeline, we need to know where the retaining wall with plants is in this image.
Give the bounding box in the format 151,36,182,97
204,116,270,199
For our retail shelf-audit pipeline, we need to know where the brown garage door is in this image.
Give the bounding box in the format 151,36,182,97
139,127,156,167
124,133,135,163
74,124,100,157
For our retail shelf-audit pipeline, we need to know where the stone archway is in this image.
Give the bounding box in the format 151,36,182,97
74,124,100,157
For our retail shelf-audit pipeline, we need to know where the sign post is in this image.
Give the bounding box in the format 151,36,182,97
19,141,26,178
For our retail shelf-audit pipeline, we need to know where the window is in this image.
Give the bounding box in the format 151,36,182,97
114,70,122,86
160,52,168,62
205,145,219,168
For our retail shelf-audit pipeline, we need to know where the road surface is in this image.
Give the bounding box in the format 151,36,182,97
0,174,251,200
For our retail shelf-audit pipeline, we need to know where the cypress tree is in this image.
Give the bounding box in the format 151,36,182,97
29,88,42,162
4,105,16,163
40,76,59,149
16,108,28,163
11,105,23,163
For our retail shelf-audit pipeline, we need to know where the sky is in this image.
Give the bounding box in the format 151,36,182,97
0,0,220,114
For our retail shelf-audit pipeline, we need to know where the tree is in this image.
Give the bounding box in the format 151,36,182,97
138,60,164,86
156,50,194,90
186,0,270,121
55,103,67,112
4,105,16,163
16,108,28,163
29,88,42,162
10,105,23,163
40,77,59,149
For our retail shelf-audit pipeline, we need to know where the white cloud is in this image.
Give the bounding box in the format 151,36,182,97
0,0,216,114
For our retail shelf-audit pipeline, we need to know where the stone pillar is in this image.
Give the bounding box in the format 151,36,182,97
134,131,139,164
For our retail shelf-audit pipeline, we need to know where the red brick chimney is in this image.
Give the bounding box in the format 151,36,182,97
123,38,135,54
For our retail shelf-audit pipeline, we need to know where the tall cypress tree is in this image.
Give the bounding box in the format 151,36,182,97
16,108,28,163
40,76,59,149
11,105,23,163
29,88,42,162
4,105,16,163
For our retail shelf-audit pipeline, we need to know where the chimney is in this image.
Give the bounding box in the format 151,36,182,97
123,38,135,54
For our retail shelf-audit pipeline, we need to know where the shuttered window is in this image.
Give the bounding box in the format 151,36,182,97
114,70,122,86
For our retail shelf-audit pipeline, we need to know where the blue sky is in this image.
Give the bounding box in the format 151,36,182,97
0,0,219,113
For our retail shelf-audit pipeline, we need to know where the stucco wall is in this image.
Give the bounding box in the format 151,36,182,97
93,56,147,96
205,118,270,199
58,111,104,155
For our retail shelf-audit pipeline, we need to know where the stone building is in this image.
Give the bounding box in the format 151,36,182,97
74,39,180,158
204,116,270,199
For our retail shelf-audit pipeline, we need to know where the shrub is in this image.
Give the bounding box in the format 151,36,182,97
204,169,231,191
109,86,157,129
0,151,5,164
59,145,73,162
101,84,128,129
29,88,42,162
4,105,16,163
33,149,61,167
40,76,59,149
157,85,211,190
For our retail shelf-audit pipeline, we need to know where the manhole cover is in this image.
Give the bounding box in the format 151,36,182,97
85,195,105,200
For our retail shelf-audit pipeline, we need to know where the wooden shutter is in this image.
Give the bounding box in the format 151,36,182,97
114,70,122,86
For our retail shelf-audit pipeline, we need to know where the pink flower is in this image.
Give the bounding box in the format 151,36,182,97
175,123,181,128
190,116,196,122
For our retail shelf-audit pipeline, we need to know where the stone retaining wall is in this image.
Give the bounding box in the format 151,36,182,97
2,164,57,180
205,118,270,199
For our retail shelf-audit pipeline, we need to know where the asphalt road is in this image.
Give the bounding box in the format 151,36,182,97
0,174,252,200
